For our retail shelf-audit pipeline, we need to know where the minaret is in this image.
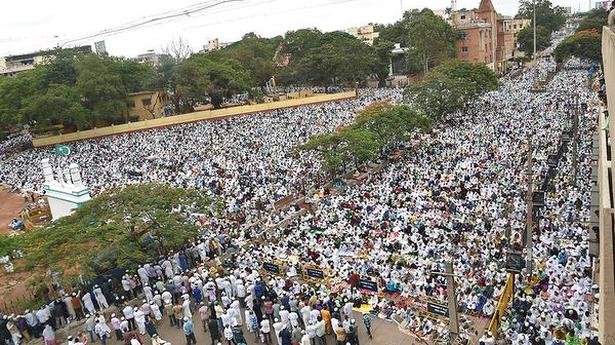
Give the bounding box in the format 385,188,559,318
69,163,84,188
41,159,91,221
63,167,72,186
41,159,55,184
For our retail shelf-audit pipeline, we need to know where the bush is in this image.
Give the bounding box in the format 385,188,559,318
12,183,211,281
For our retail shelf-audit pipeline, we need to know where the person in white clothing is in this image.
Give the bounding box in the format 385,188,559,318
82,292,96,315
134,308,146,335
260,319,272,345
93,285,109,310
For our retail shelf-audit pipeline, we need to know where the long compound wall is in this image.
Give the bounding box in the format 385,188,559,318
599,26,615,345
32,91,357,147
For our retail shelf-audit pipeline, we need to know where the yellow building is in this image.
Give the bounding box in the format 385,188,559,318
126,91,168,121
347,25,380,46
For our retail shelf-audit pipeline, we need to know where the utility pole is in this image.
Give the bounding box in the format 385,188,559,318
445,261,459,343
525,142,534,283
533,0,537,65
431,261,460,343
571,98,580,183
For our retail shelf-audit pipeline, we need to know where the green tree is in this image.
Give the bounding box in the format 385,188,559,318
0,70,44,130
355,102,430,150
177,55,252,109
281,28,323,59
373,40,395,87
282,31,376,88
300,104,431,176
208,33,283,87
403,9,458,73
517,0,566,33
38,49,80,88
11,183,210,280
575,8,608,33
517,25,552,57
554,29,602,62
338,127,381,168
429,59,498,94
23,84,90,129
405,73,470,118
404,59,497,118
374,21,409,47
75,55,127,125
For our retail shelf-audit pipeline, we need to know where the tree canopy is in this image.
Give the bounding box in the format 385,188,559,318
554,29,602,62
404,59,498,118
300,103,431,176
517,0,567,33
374,9,458,75
554,9,606,63
516,25,552,58
0,183,211,284
177,55,252,109
206,33,283,86
0,50,155,132
403,9,459,73
278,31,377,88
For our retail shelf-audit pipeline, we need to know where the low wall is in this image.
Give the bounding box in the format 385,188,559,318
32,91,356,147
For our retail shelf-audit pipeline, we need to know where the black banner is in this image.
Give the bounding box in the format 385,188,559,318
427,302,449,317
306,268,324,279
506,252,523,274
358,278,378,292
263,262,281,274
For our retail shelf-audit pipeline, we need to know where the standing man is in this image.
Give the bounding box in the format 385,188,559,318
315,317,326,345
122,304,135,331
94,320,111,345
84,315,96,343
207,317,222,345
110,314,122,341
198,303,209,333
182,317,196,345
93,285,109,310
362,314,372,339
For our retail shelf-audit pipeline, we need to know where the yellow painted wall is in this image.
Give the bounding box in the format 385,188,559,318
126,91,167,121
33,91,356,147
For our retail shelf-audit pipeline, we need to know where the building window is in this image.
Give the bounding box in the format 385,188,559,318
142,98,151,106
127,101,135,109
460,33,468,40
461,14,466,19
461,46,469,52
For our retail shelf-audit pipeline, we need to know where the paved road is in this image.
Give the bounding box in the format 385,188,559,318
42,308,421,345
128,309,418,345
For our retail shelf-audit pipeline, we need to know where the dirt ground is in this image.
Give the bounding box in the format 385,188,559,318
0,185,24,233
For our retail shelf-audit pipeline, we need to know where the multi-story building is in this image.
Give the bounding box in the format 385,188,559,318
499,17,531,57
451,0,528,72
202,38,232,52
347,24,380,46
451,9,496,68
136,50,170,65
126,91,169,121
0,45,91,77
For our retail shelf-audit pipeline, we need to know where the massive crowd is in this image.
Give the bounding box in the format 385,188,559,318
0,39,601,345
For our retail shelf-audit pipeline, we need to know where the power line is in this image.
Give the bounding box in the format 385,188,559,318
185,0,363,31
60,0,246,46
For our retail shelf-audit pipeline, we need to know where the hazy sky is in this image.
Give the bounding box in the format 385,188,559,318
0,0,592,58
